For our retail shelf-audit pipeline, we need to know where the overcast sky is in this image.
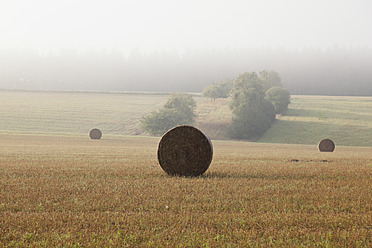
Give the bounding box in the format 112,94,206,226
1,0,372,54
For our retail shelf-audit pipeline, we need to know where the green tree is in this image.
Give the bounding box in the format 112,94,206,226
141,93,196,135
217,79,233,97
202,79,233,101
265,87,291,114
202,84,221,101
163,93,196,121
259,70,282,92
229,72,276,139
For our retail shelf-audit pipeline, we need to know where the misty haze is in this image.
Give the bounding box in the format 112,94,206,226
1,0,372,95
1,0,372,247
1,46,372,95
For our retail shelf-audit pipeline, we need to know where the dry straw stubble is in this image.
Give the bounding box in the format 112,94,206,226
318,138,335,152
157,125,213,177
89,128,102,140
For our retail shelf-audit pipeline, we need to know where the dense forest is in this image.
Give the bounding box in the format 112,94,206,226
0,46,371,95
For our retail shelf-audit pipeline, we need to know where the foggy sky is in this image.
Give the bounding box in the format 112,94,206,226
1,0,372,54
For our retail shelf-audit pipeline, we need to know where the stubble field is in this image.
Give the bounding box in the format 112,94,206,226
0,133,371,247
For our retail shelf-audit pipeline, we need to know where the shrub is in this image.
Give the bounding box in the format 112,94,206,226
265,87,291,114
141,93,196,136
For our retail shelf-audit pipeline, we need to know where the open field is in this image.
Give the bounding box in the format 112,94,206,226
0,90,168,136
260,95,372,147
0,133,371,247
196,94,372,146
197,95,372,146
2,90,372,146
0,90,371,246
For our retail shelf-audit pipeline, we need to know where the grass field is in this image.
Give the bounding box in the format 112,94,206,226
260,95,372,147
2,90,372,146
0,133,371,247
0,90,168,136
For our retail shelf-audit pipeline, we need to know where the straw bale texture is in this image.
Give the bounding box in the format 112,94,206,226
318,138,335,152
89,128,102,140
157,125,213,177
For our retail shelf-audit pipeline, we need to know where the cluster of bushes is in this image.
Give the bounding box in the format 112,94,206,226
202,79,233,101
142,70,290,140
141,93,196,136
228,71,290,139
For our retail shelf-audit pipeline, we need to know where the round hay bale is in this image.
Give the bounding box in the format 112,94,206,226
318,138,335,152
89,128,102,140
157,125,213,177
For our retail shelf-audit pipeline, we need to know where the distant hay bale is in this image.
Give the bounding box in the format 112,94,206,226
89,128,102,140
318,138,335,152
157,125,213,177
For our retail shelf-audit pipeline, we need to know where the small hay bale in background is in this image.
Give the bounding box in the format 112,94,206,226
157,125,213,177
318,138,335,152
89,128,102,140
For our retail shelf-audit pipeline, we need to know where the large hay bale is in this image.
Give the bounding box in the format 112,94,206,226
89,128,102,140
318,138,335,152
157,125,213,177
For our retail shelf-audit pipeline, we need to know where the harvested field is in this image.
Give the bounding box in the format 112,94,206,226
0,133,371,247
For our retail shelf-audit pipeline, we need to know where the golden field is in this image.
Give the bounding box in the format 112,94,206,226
0,133,371,247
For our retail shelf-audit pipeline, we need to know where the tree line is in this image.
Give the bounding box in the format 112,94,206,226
0,46,371,95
